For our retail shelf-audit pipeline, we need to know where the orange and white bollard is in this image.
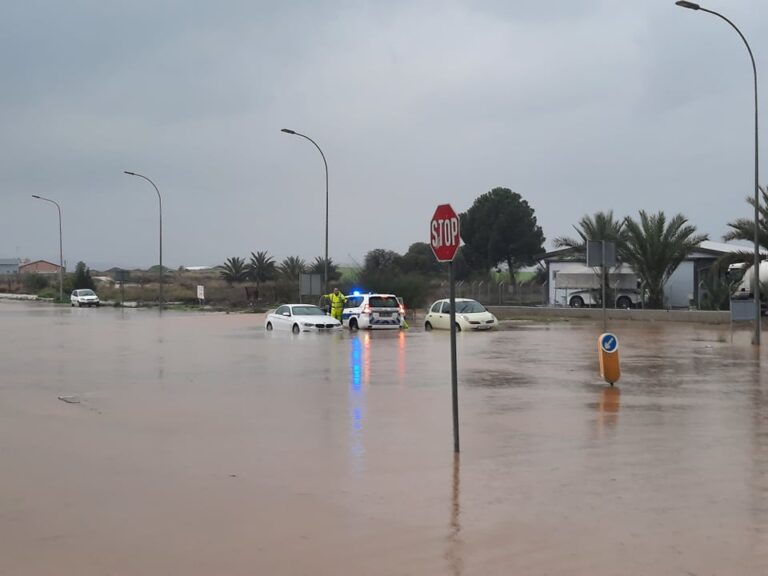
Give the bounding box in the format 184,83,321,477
598,332,620,385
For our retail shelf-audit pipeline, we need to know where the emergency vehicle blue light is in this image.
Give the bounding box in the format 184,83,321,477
352,290,361,296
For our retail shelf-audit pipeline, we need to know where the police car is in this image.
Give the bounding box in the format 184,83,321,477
342,292,405,330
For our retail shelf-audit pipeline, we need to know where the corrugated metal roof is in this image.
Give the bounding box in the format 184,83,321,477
0,258,20,265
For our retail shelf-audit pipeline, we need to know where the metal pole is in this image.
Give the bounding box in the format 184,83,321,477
602,240,607,331
449,260,459,453
675,2,760,345
281,129,329,296
124,171,163,308
31,195,63,302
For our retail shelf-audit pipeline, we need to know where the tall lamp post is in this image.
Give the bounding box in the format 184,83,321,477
123,171,164,308
675,1,761,345
281,129,329,295
31,195,64,302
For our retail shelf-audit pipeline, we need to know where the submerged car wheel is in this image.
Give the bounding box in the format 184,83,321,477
616,296,632,309
349,318,358,330
292,323,300,334
424,321,432,331
266,322,273,331
569,296,585,308
455,323,462,332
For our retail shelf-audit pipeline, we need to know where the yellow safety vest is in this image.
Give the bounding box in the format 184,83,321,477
326,293,346,310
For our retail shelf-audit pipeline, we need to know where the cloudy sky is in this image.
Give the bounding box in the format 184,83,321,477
2,0,767,269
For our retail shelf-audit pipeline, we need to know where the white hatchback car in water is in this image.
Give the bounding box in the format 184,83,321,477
70,289,100,307
424,298,498,331
265,304,342,334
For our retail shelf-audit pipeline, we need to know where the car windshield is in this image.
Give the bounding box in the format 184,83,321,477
370,296,399,308
456,301,486,313
78,290,95,296
291,306,325,316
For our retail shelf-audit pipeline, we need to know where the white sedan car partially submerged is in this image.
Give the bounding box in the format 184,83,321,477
265,304,342,334
424,298,498,331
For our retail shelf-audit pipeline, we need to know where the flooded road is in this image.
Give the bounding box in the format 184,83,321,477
1,300,767,575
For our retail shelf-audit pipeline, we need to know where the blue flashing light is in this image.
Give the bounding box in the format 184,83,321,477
352,290,361,296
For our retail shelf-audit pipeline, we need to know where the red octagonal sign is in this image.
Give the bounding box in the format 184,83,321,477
430,204,461,262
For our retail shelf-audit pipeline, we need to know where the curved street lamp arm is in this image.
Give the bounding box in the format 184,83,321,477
280,130,330,294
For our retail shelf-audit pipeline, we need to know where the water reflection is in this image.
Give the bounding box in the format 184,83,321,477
598,386,620,432
445,453,463,576
750,385,768,559
348,334,370,471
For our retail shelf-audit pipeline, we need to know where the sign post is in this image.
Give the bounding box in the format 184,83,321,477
430,204,462,453
197,285,205,306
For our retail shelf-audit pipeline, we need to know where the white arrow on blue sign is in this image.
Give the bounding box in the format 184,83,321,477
600,333,618,353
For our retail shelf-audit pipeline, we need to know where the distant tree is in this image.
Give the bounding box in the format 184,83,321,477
554,210,628,306
310,257,341,283
621,211,707,309
699,269,732,311
460,187,545,284
72,261,96,290
723,186,768,251
400,242,444,276
22,273,49,293
248,251,277,286
279,256,307,280
363,249,402,275
218,256,249,284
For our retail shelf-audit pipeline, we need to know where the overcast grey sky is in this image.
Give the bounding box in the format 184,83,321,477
2,0,767,269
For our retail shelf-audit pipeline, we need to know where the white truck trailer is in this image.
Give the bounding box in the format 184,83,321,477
552,263,641,308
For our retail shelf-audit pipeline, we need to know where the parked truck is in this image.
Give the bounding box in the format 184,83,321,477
553,264,641,308
729,261,768,302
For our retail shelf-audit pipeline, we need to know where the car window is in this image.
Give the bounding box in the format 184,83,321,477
369,296,398,308
344,296,364,309
275,305,288,315
440,302,451,314
430,302,443,313
456,301,486,313
292,306,324,316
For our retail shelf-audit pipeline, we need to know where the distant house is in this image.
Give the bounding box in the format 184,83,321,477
0,258,20,276
19,260,63,275
542,241,758,309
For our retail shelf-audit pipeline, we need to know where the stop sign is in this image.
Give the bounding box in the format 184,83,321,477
430,204,461,262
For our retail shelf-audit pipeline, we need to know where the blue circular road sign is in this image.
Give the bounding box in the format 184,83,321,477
600,333,619,353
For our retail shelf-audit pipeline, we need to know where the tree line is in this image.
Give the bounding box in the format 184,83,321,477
219,185,762,309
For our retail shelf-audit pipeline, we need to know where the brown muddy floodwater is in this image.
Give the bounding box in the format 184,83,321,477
1,300,767,575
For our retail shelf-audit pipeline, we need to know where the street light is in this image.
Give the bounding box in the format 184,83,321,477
31,194,64,302
123,171,164,308
281,128,329,295
675,1,761,345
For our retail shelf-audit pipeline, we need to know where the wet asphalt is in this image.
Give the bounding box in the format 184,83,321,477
1,300,767,575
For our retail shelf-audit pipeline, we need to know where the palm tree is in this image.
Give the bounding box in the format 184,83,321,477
248,251,277,286
310,256,341,283
218,256,249,284
279,256,307,280
554,210,627,254
554,211,627,306
723,186,768,249
621,211,708,309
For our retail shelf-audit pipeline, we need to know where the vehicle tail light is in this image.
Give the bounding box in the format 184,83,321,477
364,305,371,314
399,305,405,315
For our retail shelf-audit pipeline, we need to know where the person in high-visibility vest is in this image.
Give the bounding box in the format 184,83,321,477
324,287,347,322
